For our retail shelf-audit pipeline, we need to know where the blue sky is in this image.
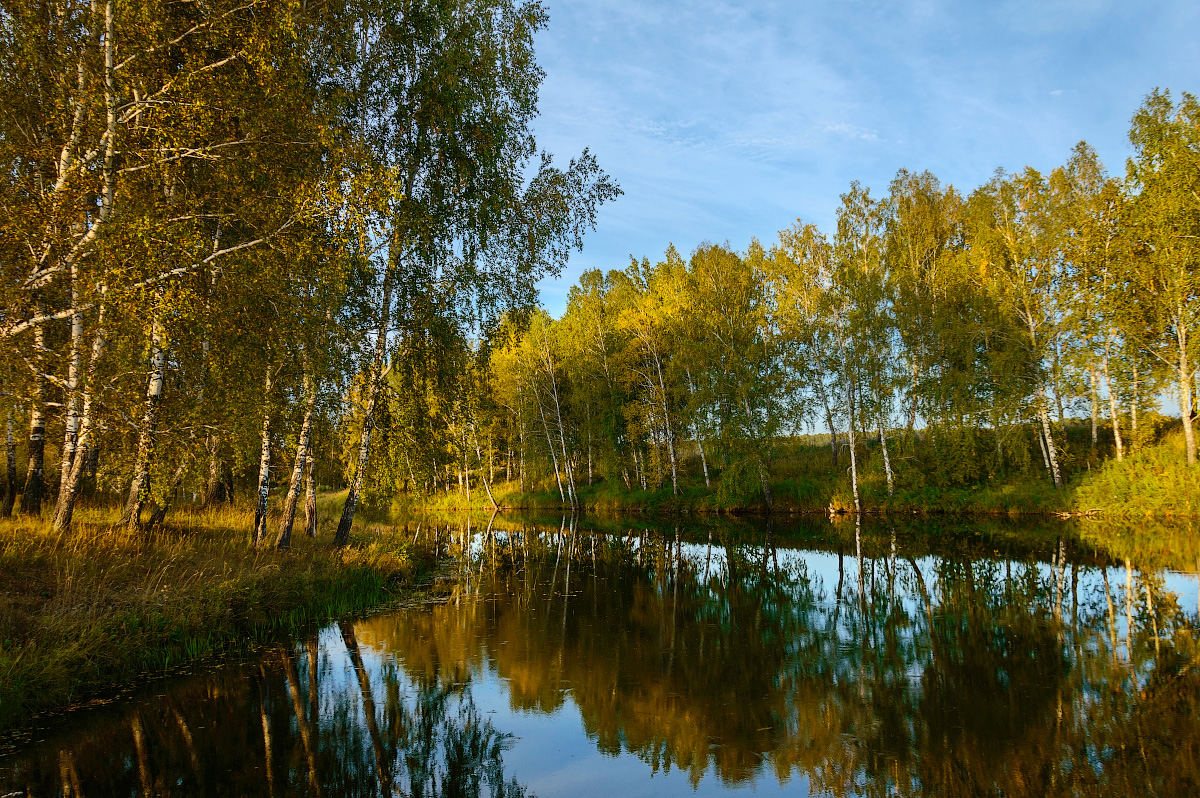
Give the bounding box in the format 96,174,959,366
530,0,1200,317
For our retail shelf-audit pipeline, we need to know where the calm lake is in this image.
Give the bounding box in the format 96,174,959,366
3,515,1199,797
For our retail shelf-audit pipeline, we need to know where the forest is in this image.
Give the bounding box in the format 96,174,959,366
374,98,1200,516
0,0,618,542
2,0,1199,548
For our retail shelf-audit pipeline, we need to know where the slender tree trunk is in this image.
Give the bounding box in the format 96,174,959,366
1089,367,1099,456
59,269,84,497
21,323,47,516
147,461,187,530
877,416,893,497
842,348,860,514
473,427,499,510
335,268,394,547
815,374,838,466
1102,340,1124,462
304,443,317,538
2,410,15,517
1037,420,1052,476
277,372,315,550
339,622,392,797
1038,387,1064,488
1131,364,1140,451
543,341,578,507
696,424,711,488
281,651,322,796
121,304,167,530
202,434,224,507
1053,341,1065,423
655,357,678,495
252,366,274,548
1179,323,1196,465
907,360,919,445
536,391,565,502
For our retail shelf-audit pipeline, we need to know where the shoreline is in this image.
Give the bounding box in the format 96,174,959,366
0,507,437,736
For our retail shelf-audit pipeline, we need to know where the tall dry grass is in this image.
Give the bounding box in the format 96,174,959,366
0,499,430,731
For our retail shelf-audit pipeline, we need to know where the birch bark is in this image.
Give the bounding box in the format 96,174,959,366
252,366,274,548
121,304,167,531
276,371,315,550
3,410,16,517
1178,321,1196,465
335,267,394,547
21,321,47,516
303,442,317,538
1102,339,1124,461
53,308,107,530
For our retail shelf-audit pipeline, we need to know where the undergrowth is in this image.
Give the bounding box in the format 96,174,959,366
0,501,433,732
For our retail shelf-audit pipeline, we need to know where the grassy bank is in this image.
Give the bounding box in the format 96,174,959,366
0,500,433,734
399,427,1197,519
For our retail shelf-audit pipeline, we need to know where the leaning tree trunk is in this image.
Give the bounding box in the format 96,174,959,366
877,416,894,497
2,409,16,517
252,366,274,548
121,306,167,531
335,267,394,547
1037,386,1064,488
52,309,107,530
59,272,85,499
276,372,315,551
812,367,838,466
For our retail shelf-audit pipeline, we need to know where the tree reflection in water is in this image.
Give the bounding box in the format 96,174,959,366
2,516,1198,797
2,630,530,797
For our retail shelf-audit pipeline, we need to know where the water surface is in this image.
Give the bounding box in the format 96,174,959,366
3,516,1198,796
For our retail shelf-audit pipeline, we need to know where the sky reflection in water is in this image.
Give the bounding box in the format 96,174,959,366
3,516,1199,797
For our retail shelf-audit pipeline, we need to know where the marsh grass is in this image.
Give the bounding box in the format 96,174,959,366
0,499,433,732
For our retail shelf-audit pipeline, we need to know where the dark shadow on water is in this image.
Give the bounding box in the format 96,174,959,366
4,514,1198,796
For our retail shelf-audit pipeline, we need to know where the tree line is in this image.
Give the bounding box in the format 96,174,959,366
0,0,618,539
373,90,1199,510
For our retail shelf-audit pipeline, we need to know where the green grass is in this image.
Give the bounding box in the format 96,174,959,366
0,499,436,732
1072,431,1200,517
400,423,1199,519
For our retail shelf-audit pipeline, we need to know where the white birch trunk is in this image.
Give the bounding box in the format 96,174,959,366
536,390,565,502
1089,368,1099,455
335,267,394,547
52,308,106,530
654,356,678,495
473,426,499,510
303,442,317,538
21,321,47,516
877,417,893,497
841,346,860,514
121,305,166,530
2,409,15,517
1037,387,1064,488
1179,322,1196,465
252,366,274,548
276,372,315,550
59,265,84,496
1131,365,1140,451
816,374,838,467
696,425,711,488
1102,340,1124,462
